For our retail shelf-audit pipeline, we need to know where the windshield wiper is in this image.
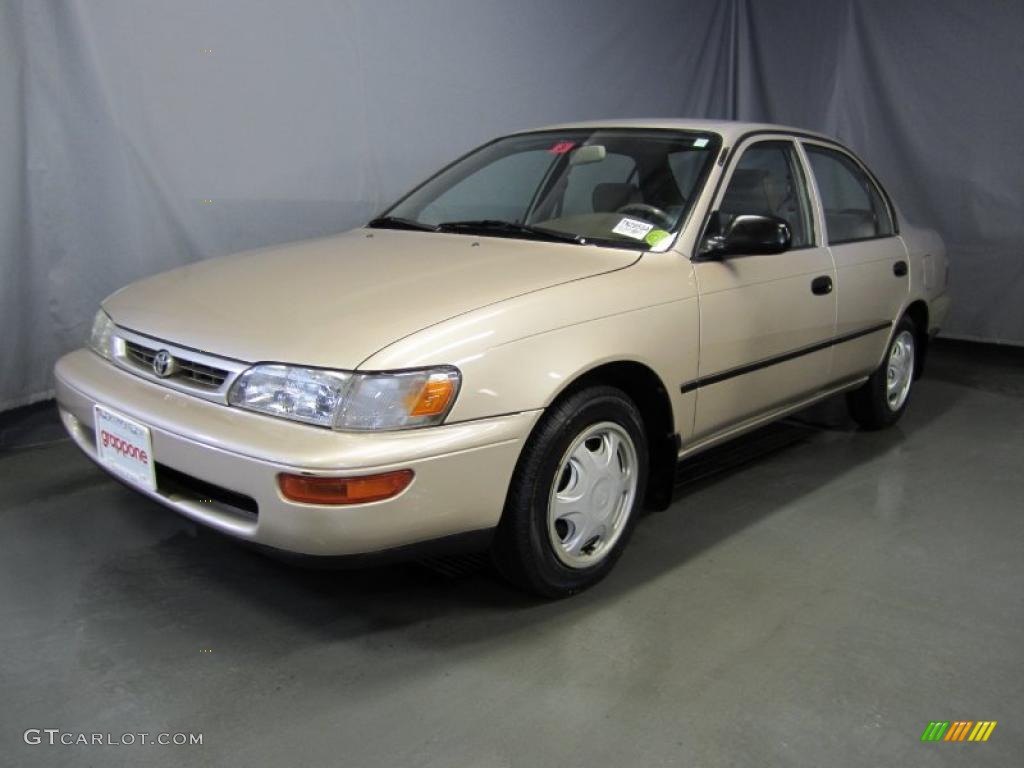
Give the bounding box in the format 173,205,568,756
367,215,439,232
436,219,585,244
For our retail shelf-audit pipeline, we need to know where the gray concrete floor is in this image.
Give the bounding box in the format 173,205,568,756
1,340,1022,767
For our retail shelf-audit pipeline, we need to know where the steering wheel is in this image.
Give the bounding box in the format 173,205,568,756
615,203,675,231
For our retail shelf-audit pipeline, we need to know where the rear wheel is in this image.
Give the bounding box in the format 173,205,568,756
491,386,648,598
847,315,917,430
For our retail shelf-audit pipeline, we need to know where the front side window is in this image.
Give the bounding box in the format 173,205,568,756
805,145,894,243
712,140,814,248
374,130,720,249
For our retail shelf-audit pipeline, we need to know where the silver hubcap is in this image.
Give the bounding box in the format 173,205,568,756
547,422,638,569
886,330,915,412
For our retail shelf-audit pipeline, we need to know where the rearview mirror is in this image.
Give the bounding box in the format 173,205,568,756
701,214,792,258
569,144,607,166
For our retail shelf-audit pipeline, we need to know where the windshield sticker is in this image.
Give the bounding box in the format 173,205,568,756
612,217,655,240
693,137,709,148
644,228,671,246
548,140,576,155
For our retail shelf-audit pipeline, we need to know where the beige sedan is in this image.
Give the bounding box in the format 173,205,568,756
55,119,950,596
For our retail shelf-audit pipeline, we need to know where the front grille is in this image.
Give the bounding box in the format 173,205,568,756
177,357,229,388
125,340,157,367
125,341,229,389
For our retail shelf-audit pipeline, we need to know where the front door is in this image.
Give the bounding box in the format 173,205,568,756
691,138,837,440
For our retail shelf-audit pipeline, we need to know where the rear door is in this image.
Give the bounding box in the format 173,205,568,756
691,137,837,440
800,141,908,381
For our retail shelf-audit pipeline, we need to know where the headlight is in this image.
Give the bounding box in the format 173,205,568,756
228,365,460,431
337,368,461,431
88,309,116,360
228,365,352,427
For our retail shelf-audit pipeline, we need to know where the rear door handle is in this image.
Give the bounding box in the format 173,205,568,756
893,260,908,277
811,275,833,295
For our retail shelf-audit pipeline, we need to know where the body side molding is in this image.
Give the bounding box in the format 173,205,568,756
681,322,892,394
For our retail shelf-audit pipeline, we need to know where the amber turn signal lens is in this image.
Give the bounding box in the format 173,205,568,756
407,376,457,417
278,469,414,505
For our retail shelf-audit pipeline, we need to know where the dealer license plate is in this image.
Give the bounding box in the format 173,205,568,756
93,404,157,492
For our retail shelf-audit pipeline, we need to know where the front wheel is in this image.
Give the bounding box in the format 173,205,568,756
847,316,917,430
491,386,648,598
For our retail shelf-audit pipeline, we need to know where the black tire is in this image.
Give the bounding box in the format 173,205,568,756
491,386,649,598
847,315,918,430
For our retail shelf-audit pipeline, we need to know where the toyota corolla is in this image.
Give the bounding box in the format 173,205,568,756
54,120,950,597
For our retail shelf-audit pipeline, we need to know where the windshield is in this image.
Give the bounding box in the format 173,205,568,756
372,129,720,249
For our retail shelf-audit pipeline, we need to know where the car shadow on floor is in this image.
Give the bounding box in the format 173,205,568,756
68,375,967,664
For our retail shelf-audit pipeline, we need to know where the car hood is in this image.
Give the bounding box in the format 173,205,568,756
103,228,640,369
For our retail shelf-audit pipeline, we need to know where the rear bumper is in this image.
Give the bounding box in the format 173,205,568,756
55,349,539,556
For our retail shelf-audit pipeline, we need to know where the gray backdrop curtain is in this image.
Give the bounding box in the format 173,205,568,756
2,0,1022,411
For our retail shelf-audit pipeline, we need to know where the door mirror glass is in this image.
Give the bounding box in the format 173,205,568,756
702,213,792,257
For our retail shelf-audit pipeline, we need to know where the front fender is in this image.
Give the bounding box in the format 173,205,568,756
358,252,699,434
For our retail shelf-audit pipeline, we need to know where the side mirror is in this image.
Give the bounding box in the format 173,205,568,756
701,214,792,258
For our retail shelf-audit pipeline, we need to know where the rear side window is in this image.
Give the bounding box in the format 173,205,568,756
805,146,894,243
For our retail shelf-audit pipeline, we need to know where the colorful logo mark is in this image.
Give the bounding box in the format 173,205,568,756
921,721,997,742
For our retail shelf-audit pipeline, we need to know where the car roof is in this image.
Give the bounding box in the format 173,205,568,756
518,118,836,145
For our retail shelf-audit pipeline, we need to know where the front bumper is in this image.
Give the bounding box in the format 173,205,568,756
55,349,539,556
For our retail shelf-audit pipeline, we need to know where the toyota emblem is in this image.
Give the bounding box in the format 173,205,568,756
152,349,177,378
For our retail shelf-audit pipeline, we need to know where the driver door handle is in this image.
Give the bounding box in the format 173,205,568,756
811,275,833,295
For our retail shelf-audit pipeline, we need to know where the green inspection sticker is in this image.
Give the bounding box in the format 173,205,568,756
644,228,670,246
